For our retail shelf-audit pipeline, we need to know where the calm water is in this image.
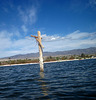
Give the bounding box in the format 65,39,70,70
0,59,96,100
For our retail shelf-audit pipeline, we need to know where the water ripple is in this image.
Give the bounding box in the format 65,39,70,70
0,59,96,100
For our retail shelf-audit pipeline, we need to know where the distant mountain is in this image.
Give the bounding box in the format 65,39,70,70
1,47,96,59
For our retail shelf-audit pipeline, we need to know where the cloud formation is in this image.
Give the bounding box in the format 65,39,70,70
21,25,28,33
42,30,96,51
0,30,38,58
0,30,96,58
18,6,37,24
42,30,96,41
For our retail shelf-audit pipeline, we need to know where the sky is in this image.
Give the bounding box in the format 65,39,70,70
0,0,96,58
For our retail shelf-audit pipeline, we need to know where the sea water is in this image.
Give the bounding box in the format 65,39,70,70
0,59,96,100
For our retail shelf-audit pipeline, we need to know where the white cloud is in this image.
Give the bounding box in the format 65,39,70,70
42,30,96,41
0,30,96,58
65,30,89,39
21,25,28,33
18,6,37,24
42,30,96,51
0,31,11,50
42,34,60,41
0,30,38,58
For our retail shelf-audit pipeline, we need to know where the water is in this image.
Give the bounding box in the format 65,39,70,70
0,59,96,100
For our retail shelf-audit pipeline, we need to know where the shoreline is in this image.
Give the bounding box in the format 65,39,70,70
0,58,96,67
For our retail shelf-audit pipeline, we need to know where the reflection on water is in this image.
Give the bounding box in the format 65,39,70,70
40,72,45,79
39,72,50,99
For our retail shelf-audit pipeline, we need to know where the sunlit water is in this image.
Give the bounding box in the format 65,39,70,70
0,59,96,100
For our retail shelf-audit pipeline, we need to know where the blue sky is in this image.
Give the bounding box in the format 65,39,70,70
0,0,96,58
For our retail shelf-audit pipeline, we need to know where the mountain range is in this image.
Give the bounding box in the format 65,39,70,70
1,47,96,59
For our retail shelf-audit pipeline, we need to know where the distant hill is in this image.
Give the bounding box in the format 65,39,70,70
1,47,96,59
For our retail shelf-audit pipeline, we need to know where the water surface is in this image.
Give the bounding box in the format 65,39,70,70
0,59,96,100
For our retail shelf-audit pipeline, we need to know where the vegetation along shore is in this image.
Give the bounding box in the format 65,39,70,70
0,53,96,66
